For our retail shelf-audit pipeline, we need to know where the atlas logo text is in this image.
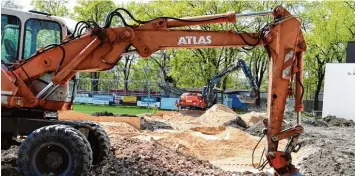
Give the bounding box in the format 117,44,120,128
178,36,212,45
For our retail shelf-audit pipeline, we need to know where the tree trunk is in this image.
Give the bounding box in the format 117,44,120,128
91,72,99,92
313,77,323,111
122,56,134,91
124,79,128,91
255,91,261,106
313,92,319,111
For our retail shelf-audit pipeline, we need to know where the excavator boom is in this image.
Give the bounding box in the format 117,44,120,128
1,6,306,176
238,59,259,97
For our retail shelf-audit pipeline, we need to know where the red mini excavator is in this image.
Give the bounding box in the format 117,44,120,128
1,5,306,176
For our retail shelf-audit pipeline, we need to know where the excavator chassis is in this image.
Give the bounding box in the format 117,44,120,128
2,108,89,140
1,108,110,175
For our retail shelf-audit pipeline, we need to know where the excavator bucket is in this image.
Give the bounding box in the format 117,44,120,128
236,94,257,104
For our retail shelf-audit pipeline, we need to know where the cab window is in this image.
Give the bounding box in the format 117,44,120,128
1,15,21,64
23,19,61,59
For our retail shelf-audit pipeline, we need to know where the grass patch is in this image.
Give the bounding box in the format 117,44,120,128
73,104,153,115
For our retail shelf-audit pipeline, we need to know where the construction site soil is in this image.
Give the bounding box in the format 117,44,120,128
2,104,355,176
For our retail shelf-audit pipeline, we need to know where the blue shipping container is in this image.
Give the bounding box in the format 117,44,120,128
223,94,233,109
160,98,179,110
231,94,248,110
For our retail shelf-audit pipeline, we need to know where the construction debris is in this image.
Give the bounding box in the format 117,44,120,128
1,146,19,176
89,136,268,176
92,111,114,116
224,116,249,129
303,115,355,127
89,137,237,176
296,124,355,176
245,121,265,137
323,115,355,127
239,111,265,126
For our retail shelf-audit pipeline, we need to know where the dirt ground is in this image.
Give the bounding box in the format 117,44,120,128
2,104,355,176
295,125,355,176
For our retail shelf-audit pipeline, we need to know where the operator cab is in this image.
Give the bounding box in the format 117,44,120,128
1,8,77,104
1,8,70,66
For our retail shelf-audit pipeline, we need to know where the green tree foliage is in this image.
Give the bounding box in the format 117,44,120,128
125,1,255,90
62,1,354,111
31,0,69,16
72,0,116,26
301,1,355,109
1,0,22,9
72,0,116,91
129,59,161,91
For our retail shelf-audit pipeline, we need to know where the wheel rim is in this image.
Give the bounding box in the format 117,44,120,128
32,142,72,176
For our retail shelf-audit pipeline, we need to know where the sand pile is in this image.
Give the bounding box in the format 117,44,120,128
190,126,226,135
144,112,200,131
155,111,178,117
209,104,237,114
239,112,266,126
100,122,139,134
59,110,92,120
147,113,195,122
159,127,264,161
59,110,140,132
170,114,197,122
197,104,238,127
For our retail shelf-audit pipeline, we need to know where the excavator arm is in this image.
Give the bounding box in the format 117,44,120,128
238,59,259,98
2,5,306,175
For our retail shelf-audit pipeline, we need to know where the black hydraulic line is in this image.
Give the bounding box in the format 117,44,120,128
54,45,66,75
107,8,233,26
252,134,268,169
104,11,133,28
19,64,30,79
297,76,304,102
235,31,261,47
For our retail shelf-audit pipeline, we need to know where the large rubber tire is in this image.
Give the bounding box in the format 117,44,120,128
76,121,111,165
17,125,93,176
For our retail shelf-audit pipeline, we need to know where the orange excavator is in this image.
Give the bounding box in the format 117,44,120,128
1,5,306,176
